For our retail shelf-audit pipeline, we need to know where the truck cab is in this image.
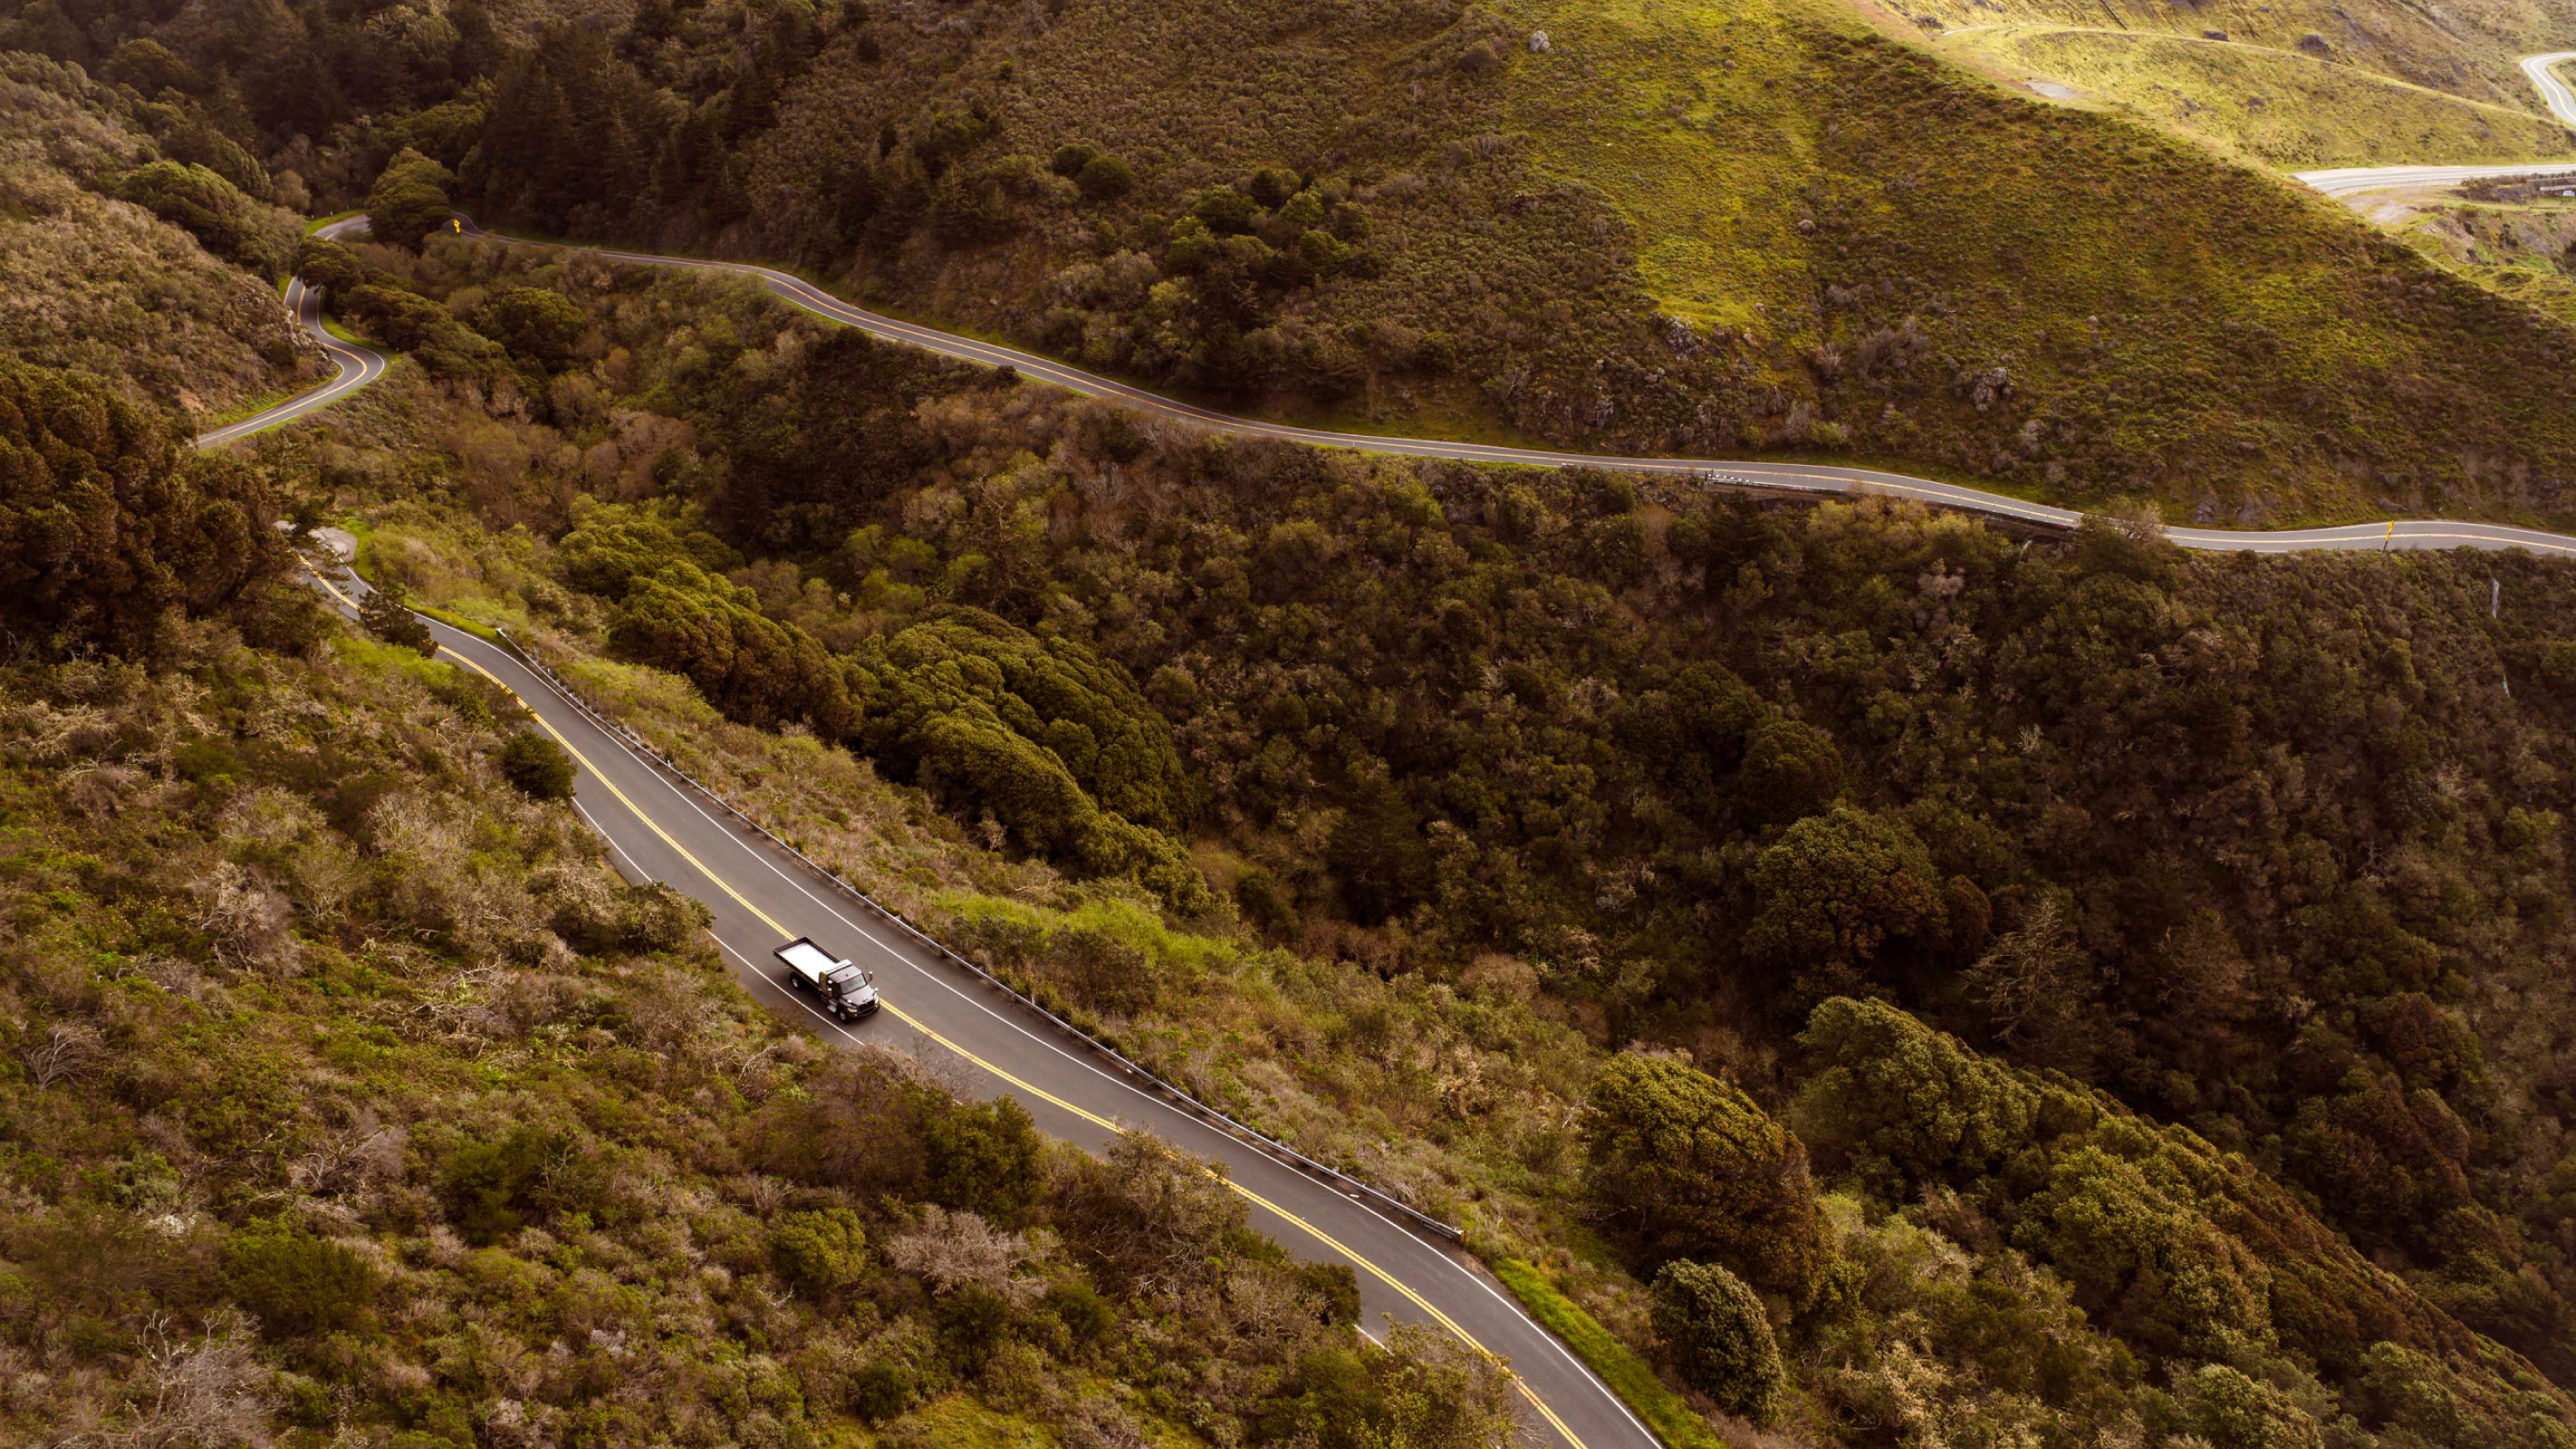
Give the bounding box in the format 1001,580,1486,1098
774,937,880,1020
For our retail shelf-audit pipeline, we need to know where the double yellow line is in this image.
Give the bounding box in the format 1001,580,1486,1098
313,566,1589,1447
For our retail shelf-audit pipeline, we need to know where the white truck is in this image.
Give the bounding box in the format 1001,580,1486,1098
774,937,880,1021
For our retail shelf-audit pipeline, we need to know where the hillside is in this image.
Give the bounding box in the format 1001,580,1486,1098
1897,0,2570,110
0,54,320,425
0,358,1518,1449
2394,189,2576,326
1937,25,2576,168
12,0,2576,525
9,7,2576,1447
191,222,2576,1443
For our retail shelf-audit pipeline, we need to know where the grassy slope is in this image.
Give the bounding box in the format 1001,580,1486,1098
1942,26,2576,167
0,57,319,420
2398,195,2576,325
1492,1260,1730,1449
1885,0,2570,109
0,597,1486,1449
1477,0,2576,522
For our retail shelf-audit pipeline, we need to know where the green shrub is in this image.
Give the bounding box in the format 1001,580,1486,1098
360,580,436,655
1743,805,1949,988
1075,153,1133,202
1297,1261,1361,1327
1044,1279,1115,1340
847,1361,915,1422
1738,717,1842,824
499,733,575,801
366,147,455,249
1651,1260,1786,1422
1582,1052,1830,1306
473,288,589,368
769,1208,868,1294
292,236,374,296
102,38,201,97
2179,1363,2324,1449
174,739,242,784
924,1095,1043,1219
112,160,286,273
223,1222,378,1338
0,362,292,657
438,1127,567,1244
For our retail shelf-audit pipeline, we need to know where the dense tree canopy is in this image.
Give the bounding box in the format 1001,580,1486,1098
855,611,1206,909
1581,1052,1830,1306
363,146,455,250
0,362,289,655
558,504,856,736
112,159,289,274
1649,1260,1787,1422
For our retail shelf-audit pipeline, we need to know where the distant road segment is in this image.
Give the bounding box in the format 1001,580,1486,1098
198,217,2576,556
2295,159,2576,195
194,218,387,447
2295,50,2576,194
460,221,2576,558
2525,51,2576,125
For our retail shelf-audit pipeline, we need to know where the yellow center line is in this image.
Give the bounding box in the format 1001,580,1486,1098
321,570,1589,1446
705,925,1585,1441
437,648,795,939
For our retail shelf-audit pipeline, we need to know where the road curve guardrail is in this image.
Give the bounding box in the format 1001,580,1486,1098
484,623,1474,1248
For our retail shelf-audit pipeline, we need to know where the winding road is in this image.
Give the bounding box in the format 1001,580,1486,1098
2524,50,2576,126
196,218,385,446
2281,48,2576,196
289,552,1656,1449
202,217,2576,556
182,50,2576,1447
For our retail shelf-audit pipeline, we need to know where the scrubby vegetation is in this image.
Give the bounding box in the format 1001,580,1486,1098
1893,0,2567,114
0,357,300,653
11,5,2576,1441
0,363,1520,1449
2396,195,2576,329
15,0,2576,522
1941,27,2576,169
186,230,2576,1443
0,54,317,423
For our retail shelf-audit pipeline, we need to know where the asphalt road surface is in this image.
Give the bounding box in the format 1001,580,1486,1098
2295,158,2576,196
453,220,2576,558
2525,50,2576,125
2296,49,2576,195
195,218,388,448
289,555,1656,1449
200,216,2576,557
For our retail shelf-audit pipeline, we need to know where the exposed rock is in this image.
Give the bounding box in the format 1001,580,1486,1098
1959,365,2012,412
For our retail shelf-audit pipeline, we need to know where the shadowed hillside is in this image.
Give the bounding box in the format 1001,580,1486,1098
13,0,2576,525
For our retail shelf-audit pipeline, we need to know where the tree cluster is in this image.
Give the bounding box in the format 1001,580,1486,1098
0,361,298,657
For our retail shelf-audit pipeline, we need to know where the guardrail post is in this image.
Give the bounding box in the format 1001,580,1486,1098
487,629,1462,1245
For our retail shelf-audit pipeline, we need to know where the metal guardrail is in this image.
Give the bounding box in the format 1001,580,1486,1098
484,626,1468,1247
